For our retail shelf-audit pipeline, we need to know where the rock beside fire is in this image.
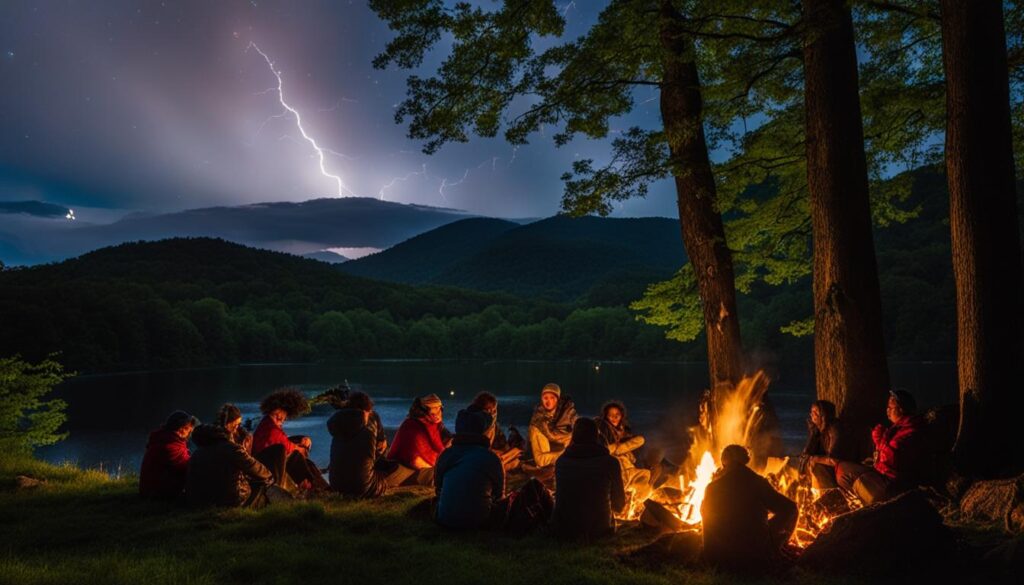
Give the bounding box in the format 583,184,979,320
800,489,955,574
959,474,1024,533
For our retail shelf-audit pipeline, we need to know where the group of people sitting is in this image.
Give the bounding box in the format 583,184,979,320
138,382,930,564
700,389,931,571
799,389,927,504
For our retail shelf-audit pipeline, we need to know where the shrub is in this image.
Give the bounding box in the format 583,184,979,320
0,355,71,453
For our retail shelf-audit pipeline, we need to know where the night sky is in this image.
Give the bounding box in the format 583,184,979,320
0,0,680,220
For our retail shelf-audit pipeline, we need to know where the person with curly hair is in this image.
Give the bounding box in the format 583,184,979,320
252,388,328,492
596,401,652,502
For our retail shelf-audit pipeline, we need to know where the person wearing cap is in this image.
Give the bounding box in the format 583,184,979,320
550,418,626,540
836,390,926,504
386,394,452,486
434,408,507,529
327,391,389,498
528,382,577,469
139,410,197,499
701,444,797,572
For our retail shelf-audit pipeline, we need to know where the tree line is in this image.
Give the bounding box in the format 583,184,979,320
371,0,1023,479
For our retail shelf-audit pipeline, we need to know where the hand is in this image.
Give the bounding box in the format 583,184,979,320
871,424,885,445
300,436,312,450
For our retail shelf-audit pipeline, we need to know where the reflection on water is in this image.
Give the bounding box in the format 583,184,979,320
37,360,955,472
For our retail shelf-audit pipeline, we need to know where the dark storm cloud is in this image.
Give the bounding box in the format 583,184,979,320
0,0,679,219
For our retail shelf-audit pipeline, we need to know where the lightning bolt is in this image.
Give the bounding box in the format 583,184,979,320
560,1,577,18
248,42,353,197
378,164,429,201
438,169,470,202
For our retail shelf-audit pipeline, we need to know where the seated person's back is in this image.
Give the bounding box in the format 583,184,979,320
435,409,505,529
139,410,197,499
701,445,797,570
551,418,625,539
328,392,388,498
187,423,272,507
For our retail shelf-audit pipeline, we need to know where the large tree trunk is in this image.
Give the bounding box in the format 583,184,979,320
659,2,744,389
941,0,1023,478
802,0,890,447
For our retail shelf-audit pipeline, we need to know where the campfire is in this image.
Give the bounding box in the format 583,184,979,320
621,371,861,548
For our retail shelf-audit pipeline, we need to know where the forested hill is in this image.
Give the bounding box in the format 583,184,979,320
338,217,520,283
340,215,686,303
0,238,686,372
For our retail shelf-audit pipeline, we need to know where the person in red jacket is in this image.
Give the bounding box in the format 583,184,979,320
139,410,197,499
251,388,329,492
385,393,451,486
837,390,925,504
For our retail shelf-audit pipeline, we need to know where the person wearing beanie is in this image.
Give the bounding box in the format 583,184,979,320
327,391,389,498
139,410,198,499
701,444,797,572
386,394,452,487
835,390,927,504
528,382,577,470
550,418,626,540
433,408,507,529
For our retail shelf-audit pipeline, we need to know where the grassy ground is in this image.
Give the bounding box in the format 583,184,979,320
0,454,883,585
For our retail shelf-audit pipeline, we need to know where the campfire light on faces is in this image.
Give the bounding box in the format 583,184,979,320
620,371,856,548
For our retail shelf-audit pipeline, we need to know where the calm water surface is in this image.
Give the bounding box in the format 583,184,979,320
37,360,956,472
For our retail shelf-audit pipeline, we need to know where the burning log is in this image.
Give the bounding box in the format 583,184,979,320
639,500,685,534
800,489,955,574
811,487,854,518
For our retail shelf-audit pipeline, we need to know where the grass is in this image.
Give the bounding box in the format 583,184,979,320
0,454,883,585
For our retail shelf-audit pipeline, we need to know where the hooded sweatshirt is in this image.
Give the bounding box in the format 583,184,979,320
327,408,387,497
551,419,625,539
251,416,295,457
139,428,190,499
187,424,272,507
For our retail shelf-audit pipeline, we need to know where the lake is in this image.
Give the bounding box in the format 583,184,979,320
37,360,957,473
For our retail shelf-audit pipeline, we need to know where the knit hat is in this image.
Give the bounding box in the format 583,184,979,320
455,408,493,436
570,417,601,446
541,382,561,398
421,393,443,408
164,410,198,431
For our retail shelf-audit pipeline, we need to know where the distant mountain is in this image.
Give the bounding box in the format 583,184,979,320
303,250,349,264
341,217,519,282
0,200,70,218
340,215,687,302
0,197,478,265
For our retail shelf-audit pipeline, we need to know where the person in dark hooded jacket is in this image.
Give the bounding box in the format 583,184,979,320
139,410,197,499
187,423,273,508
701,444,797,572
327,392,388,498
434,408,506,529
551,417,626,540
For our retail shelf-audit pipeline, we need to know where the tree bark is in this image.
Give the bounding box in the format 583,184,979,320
941,0,1023,478
659,2,744,389
802,0,890,446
